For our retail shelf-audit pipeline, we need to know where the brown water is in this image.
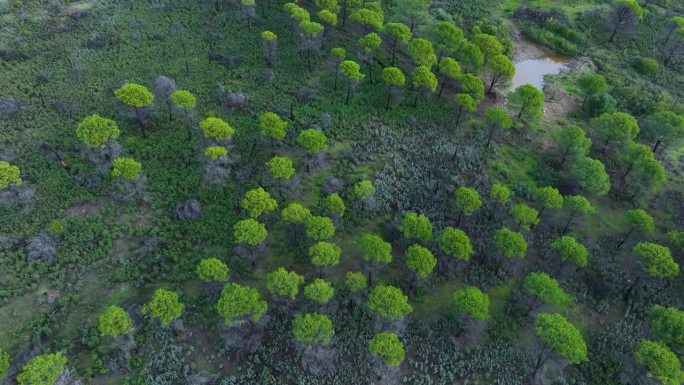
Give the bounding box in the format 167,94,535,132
511,54,570,90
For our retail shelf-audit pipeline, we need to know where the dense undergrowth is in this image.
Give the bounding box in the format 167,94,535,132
0,0,683,384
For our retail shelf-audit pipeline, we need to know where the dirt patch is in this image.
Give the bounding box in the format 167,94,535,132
66,202,101,217
542,81,580,122
508,21,552,62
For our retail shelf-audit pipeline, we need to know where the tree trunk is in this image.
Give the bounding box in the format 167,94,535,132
562,211,577,234
615,227,635,250
608,25,619,43
413,93,419,108
135,108,147,137
487,76,498,94
558,147,570,167
391,41,397,66
455,106,463,128
623,274,642,301
341,2,348,27
486,127,495,147
438,79,447,97
652,140,661,154
531,347,549,380
346,81,351,105
581,94,589,108
385,87,392,110
184,110,192,140
622,161,635,179
333,69,339,92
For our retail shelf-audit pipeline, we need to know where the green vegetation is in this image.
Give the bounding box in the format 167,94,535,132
2,0,683,383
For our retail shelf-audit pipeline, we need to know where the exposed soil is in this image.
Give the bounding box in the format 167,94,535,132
65,202,100,217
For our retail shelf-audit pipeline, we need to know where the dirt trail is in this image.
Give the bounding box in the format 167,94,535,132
508,21,552,62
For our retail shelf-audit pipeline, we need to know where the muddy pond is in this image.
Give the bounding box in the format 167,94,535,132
511,54,570,90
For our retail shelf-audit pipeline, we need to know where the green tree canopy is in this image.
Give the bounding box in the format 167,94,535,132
640,111,684,153
510,203,540,231
536,186,564,211
146,288,183,325
557,125,592,165
490,183,511,205
473,33,504,61
382,66,406,87
438,227,472,261
17,353,67,385
455,187,483,216
383,22,412,63
634,340,684,385
350,7,383,31
0,348,8,380
368,285,412,320
439,57,462,82
411,65,438,93
76,114,120,148
564,195,595,215
494,227,527,259
428,21,465,58
115,83,153,108
0,161,22,189
578,73,607,106
457,42,484,72
551,236,589,268
196,258,229,282
354,179,375,198
524,272,572,306
317,9,338,27
668,231,684,250
199,117,235,141
309,241,342,267
406,244,436,279
111,157,142,180
534,313,588,364
408,38,437,67
400,212,433,242
233,218,268,245
508,84,544,121
242,187,278,218
632,242,680,279
358,32,382,53
458,73,485,102
204,146,228,160
572,157,611,196
649,305,684,354
259,112,288,141
369,332,405,366
281,203,311,223
267,156,295,180
591,111,640,148
325,193,346,215
340,60,365,80
216,282,268,325
304,279,335,304
98,305,133,337
360,234,392,264
453,286,490,320
297,129,329,154
170,90,197,109
486,54,515,93
292,313,334,347
266,267,305,300
345,271,368,293
627,208,655,233
484,107,513,145
305,215,335,240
